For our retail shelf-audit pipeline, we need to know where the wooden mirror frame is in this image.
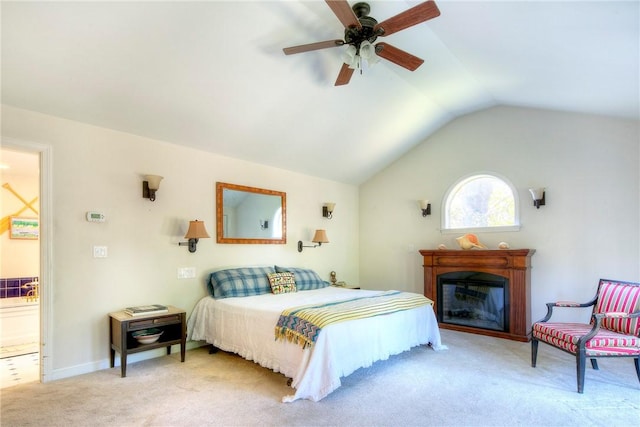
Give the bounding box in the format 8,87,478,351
216,182,287,244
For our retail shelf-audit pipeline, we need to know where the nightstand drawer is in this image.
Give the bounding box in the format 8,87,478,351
129,315,181,329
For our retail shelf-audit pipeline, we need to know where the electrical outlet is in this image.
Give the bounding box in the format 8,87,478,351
93,246,108,258
177,267,196,279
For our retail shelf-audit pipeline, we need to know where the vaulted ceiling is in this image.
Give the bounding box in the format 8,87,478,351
2,1,638,184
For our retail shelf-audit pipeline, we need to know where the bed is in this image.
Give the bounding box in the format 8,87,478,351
187,266,444,402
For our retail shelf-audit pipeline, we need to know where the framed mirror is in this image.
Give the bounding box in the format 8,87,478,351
216,182,286,244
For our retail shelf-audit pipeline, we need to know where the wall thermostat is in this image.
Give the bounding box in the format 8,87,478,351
86,211,105,222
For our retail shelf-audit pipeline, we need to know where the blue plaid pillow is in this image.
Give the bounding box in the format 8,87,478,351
274,266,329,291
208,267,275,298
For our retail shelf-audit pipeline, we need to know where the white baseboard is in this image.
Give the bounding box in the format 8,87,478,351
46,341,206,382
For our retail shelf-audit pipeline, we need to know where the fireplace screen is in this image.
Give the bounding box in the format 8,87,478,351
437,272,508,332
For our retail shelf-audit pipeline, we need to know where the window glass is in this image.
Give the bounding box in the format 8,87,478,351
443,174,519,231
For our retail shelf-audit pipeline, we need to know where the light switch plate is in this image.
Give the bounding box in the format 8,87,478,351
93,246,108,258
177,267,196,279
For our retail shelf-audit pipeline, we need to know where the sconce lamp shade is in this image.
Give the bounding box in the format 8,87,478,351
419,199,431,216
142,174,163,201
179,220,210,253
184,220,210,239
528,188,546,209
312,229,329,244
145,175,163,190
528,188,544,200
322,203,336,219
298,229,329,252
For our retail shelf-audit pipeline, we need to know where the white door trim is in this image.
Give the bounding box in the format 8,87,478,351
2,137,53,383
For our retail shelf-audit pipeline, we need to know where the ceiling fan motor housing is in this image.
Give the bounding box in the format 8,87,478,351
344,2,379,48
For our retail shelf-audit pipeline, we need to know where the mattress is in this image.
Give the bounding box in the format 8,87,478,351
187,286,444,402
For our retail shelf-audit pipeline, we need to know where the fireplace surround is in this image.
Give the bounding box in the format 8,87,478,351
419,249,535,341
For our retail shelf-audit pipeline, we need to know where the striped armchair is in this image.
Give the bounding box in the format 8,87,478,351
531,278,640,393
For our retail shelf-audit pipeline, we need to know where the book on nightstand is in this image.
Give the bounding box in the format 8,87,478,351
124,304,168,316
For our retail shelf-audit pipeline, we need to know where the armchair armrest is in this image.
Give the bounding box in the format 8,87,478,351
575,310,640,347
577,311,640,347
536,297,598,323
553,301,582,307
593,310,640,320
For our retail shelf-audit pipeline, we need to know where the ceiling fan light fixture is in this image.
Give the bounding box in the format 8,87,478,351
359,40,373,58
360,40,380,66
349,54,361,70
342,44,357,67
343,41,379,72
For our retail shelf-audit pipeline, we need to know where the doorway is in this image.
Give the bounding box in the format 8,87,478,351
0,142,48,388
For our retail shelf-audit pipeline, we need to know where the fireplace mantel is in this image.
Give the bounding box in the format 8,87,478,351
419,249,535,342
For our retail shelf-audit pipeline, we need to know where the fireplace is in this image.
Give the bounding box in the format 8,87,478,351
437,271,508,332
419,249,535,341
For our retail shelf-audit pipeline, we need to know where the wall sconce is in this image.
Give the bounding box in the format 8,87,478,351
142,175,163,202
419,200,431,216
322,203,336,219
528,188,546,209
260,220,269,230
298,229,329,252
178,220,210,253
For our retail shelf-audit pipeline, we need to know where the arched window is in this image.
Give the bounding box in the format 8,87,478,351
442,173,520,232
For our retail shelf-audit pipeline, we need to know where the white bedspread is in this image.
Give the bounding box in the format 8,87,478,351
187,287,444,402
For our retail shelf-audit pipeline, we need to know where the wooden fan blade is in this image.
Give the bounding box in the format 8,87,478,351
283,40,345,55
375,42,424,71
325,0,362,29
335,63,355,86
374,1,440,37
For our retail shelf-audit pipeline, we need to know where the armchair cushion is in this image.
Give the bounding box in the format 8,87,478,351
533,322,640,356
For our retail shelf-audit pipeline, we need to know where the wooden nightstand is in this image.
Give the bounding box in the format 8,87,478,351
109,305,186,377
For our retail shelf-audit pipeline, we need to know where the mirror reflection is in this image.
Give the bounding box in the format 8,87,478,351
216,182,286,244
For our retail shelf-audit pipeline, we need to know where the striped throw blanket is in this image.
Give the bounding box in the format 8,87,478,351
275,291,433,348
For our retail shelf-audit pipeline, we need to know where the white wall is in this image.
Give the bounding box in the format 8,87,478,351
359,106,639,323
1,105,359,379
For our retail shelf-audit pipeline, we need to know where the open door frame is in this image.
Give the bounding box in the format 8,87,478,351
2,137,52,383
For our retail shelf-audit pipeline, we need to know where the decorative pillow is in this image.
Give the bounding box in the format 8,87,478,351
208,266,275,299
267,272,297,294
274,266,329,291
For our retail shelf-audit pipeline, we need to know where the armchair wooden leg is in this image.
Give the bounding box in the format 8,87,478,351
531,338,539,367
590,358,599,370
634,358,640,384
577,350,586,393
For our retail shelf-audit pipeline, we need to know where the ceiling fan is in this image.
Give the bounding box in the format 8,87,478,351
283,0,441,86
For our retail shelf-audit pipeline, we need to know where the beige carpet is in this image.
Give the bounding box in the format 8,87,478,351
1,329,638,426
